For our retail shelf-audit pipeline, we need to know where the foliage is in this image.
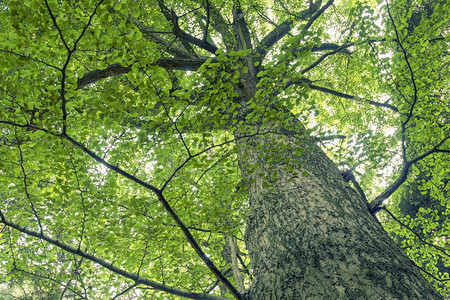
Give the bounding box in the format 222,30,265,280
0,0,449,299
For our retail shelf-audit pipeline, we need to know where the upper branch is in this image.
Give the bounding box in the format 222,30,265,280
12,268,84,298
386,0,418,127
256,20,293,60
300,0,333,37
233,1,255,76
44,0,69,51
156,0,218,54
203,0,210,42
382,207,450,259
256,0,333,60
130,18,194,59
234,2,253,52
367,1,447,214
48,0,105,134
204,2,236,51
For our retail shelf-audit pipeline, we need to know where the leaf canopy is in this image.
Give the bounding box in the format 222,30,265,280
0,0,449,298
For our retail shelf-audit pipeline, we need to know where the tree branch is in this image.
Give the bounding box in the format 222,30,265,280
0,119,242,300
204,2,236,51
111,283,138,300
381,207,450,259
228,236,245,293
10,267,84,299
156,0,218,54
0,216,228,300
16,140,44,235
152,57,214,71
256,20,292,60
203,0,210,42
286,78,399,112
69,130,242,299
408,135,450,165
130,18,194,59
300,0,333,38
256,0,334,61
256,0,328,60
301,43,354,74
74,45,354,91
369,134,450,213
76,58,213,89
386,0,418,127
44,0,69,52
344,170,368,203
232,2,255,76
0,48,62,70
62,134,161,194
313,134,346,141
234,3,253,52
311,42,352,53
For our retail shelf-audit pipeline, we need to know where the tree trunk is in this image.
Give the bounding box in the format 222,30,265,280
236,130,442,299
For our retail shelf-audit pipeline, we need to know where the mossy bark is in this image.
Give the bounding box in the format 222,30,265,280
236,131,442,299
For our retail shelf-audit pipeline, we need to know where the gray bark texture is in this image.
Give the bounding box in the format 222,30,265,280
235,131,442,299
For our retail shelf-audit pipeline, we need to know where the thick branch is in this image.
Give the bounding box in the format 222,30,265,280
300,0,333,37
173,26,218,54
203,0,210,42
234,6,253,52
156,0,218,54
205,2,236,51
76,64,126,89
0,216,227,300
256,19,293,60
228,236,245,293
368,166,410,213
74,45,355,90
233,4,255,77
341,169,367,202
77,58,213,89
311,42,352,53
313,134,346,141
369,134,450,212
350,176,367,203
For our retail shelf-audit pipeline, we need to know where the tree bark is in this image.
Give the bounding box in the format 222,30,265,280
235,130,443,299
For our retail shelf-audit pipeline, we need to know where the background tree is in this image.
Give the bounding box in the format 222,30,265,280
0,0,449,299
